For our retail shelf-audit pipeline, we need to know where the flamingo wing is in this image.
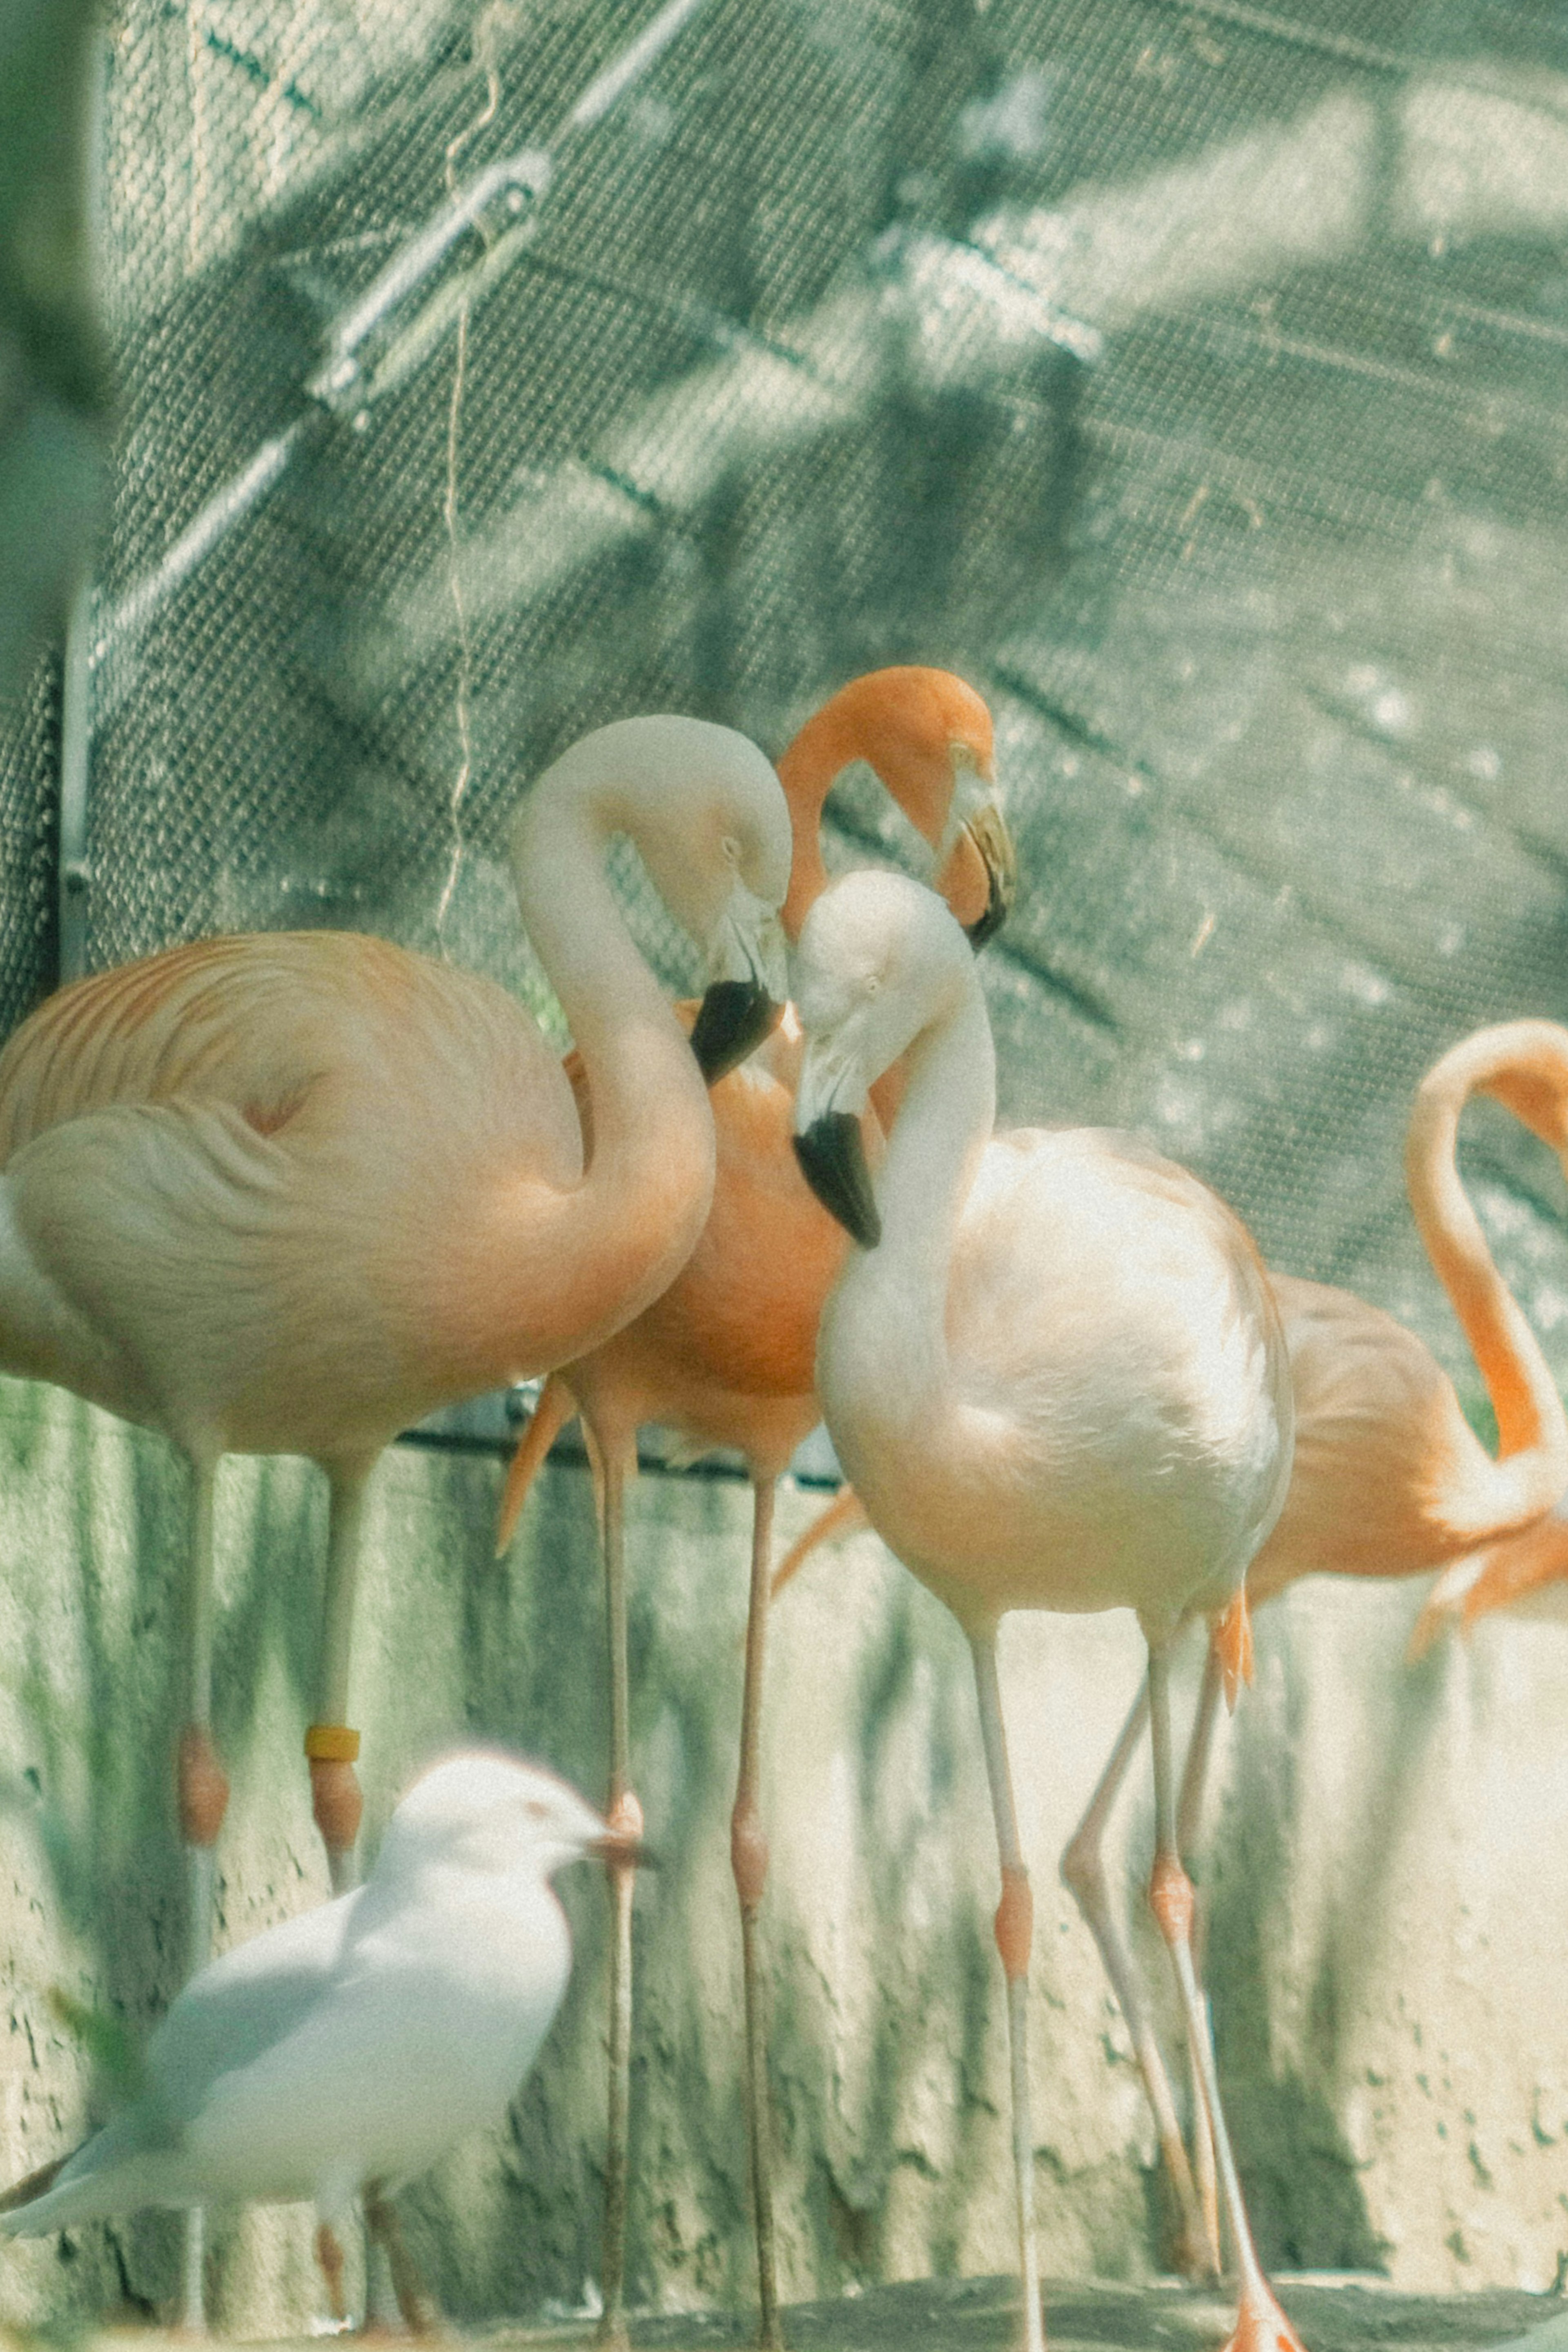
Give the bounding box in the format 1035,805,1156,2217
0,934,584,1452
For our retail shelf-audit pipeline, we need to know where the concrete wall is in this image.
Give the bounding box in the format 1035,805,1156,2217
3,1374,1568,2332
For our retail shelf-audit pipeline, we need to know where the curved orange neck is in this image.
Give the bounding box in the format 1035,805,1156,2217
1405,1027,1568,1502
777,701,862,941
775,667,996,937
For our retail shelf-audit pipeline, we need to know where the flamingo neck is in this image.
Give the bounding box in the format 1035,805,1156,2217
504,777,715,1360
1406,1043,1568,1503
826,977,995,1434
777,704,861,940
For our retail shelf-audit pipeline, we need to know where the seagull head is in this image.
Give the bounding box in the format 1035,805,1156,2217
377,1751,631,1883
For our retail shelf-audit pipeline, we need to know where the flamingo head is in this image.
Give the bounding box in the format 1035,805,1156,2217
1473,1021,1568,1163
597,715,793,1082
790,869,975,1247
782,668,1016,947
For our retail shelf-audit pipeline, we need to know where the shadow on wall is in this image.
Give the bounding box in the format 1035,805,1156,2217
6,1383,1568,2325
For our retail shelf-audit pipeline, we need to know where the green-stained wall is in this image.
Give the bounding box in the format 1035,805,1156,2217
3,1376,1568,2330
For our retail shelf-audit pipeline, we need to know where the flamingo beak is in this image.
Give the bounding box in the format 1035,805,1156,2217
794,1110,882,1249
689,980,783,1083
960,803,1017,950
691,889,788,1082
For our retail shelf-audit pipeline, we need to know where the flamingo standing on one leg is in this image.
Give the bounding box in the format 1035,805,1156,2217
494,668,1015,2350
789,869,1300,2352
772,1017,1568,2279
0,715,791,2321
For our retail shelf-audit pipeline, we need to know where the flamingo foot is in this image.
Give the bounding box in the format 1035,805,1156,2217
1223,2282,1307,2352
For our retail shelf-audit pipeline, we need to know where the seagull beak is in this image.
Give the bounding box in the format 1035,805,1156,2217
958,802,1017,949
794,1111,882,1249
689,980,783,1083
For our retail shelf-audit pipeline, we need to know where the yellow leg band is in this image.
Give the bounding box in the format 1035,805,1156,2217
305,1723,361,1764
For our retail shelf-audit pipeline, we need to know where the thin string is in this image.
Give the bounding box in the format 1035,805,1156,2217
435,10,506,953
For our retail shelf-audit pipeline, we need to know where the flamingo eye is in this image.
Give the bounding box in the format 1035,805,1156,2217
722,834,741,866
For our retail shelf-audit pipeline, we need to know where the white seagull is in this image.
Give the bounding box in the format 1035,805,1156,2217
0,1752,631,2327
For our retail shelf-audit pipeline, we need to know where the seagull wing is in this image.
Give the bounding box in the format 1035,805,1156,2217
0,1895,359,2232
146,1888,361,2129
180,1907,568,2208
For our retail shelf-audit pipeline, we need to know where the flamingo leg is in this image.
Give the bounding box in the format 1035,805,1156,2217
1060,1681,1219,2281
1145,1644,1303,2352
496,1372,577,1556
176,1452,227,2332
970,1634,1045,2352
1177,1644,1226,2274
595,1447,639,2352
768,1482,867,1602
364,2181,440,2336
732,1474,784,2349
308,1464,374,1894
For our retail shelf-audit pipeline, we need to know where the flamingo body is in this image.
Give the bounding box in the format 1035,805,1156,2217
823,1123,1289,1637
1246,1273,1513,1604
0,934,611,1460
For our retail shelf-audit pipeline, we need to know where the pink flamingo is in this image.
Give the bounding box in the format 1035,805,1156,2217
0,714,787,1954
790,868,1300,2352
775,1017,1568,2279
0,715,791,2321
494,668,1014,2349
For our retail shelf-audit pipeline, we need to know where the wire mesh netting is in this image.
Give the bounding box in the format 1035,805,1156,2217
2,0,1567,1403
6,1,1568,2328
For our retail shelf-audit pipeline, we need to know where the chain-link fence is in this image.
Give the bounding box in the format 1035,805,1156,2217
3,2,1568,2326
4,0,1566,1421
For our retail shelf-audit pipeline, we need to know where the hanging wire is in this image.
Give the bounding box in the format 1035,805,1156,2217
88,0,717,712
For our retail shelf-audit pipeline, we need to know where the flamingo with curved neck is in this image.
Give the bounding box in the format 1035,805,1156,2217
0,709,791,2301
791,869,1300,2352
775,1017,1568,2281
494,668,1013,2350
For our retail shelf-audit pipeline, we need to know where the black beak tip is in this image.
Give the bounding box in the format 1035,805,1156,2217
960,812,1017,952
793,1112,882,1249
963,862,1015,951
689,980,784,1085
